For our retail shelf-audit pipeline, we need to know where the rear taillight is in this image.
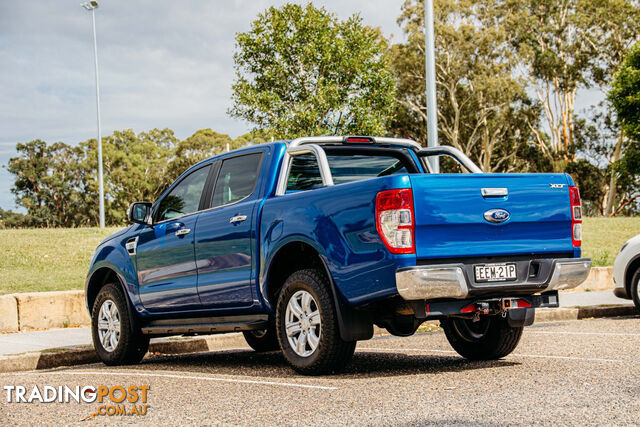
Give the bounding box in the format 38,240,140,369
569,186,582,246
375,189,415,254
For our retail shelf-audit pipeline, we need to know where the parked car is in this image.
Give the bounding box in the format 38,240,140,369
613,234,640,309
86,136,591,375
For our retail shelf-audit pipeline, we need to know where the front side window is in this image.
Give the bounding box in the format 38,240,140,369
212,153,263,207
156,165,211,221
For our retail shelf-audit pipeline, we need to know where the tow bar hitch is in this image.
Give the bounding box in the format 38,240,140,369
416,291,559,321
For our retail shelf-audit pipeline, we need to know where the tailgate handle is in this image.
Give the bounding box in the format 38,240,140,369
481,188,508,197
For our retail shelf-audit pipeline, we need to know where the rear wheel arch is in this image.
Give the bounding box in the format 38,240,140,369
264,240,372,342
264,241,328,310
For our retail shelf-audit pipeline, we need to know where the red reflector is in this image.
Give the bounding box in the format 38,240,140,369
377,188,412,211
516,299,531,308
569,186,581,206
461,304,475,313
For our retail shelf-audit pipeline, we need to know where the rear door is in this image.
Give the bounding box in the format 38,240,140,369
195,151,264,308
135,164,212,312
410,173,573,259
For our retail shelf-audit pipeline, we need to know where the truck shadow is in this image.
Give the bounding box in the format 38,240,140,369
130,348,518,380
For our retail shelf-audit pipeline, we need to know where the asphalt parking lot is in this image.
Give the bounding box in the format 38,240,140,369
1,316,639,425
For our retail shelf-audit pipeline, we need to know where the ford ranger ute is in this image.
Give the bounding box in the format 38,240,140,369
86,136,591,375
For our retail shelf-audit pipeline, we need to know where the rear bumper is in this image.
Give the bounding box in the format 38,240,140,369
396,258,591,301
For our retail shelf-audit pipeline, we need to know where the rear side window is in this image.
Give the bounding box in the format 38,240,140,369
212,153,263,207
287,154,323,191
287,153,409,192
156,164,211,221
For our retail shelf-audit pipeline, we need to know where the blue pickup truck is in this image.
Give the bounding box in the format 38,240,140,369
86,136,591,374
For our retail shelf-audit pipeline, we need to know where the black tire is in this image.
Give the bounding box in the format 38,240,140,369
441,315,523,360
91,283,149,366
243,324,280,352
275,269,356,375
631,269,640,311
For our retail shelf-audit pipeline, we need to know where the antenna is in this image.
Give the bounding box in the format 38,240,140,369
333,110,343,136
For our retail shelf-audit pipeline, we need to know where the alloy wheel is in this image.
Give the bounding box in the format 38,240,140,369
285,290,321,357
97,299,121,352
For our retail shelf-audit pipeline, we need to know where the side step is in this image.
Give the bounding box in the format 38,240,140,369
140,314,269,336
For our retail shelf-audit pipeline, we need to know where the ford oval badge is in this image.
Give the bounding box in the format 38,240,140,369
484,208,510,224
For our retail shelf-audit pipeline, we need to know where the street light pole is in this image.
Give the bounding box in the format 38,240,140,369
81,1,105,228
424,0,439,173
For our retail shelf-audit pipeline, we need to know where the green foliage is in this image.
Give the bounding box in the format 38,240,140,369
229,3,396,138
168,129,236,180
6,129,259,227
7,140,91,227
390,0,545,172
0,208,30,228
610,43,640,141
502,0,640,170
78,128,178,224
608,42,640,213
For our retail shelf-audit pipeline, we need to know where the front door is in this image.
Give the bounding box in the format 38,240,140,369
136,164,212,312
195,152,264,308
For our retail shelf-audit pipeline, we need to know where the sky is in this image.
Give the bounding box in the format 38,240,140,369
0,0,603,212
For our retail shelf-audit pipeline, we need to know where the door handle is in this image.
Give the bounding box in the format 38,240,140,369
229,215,247,224
175,228,191,236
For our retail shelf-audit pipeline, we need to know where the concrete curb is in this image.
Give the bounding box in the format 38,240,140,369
566,266,614,293
1,305,636,374
13,290,90,331
0,333,249,373
0,295,19,332
0,265,615,332
536,305,637,322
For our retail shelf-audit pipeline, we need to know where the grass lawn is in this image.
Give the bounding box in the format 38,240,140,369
581,217,640,267
0,227,122,295
0,217,638,295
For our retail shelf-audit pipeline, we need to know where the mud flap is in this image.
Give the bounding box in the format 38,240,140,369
332,292,374,341
507,307,535,327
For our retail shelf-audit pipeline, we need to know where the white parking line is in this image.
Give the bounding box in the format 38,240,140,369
528,330,640,337
358,347,627,363
15,371,337,391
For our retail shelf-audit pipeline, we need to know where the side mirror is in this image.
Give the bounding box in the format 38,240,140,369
127,202,152,225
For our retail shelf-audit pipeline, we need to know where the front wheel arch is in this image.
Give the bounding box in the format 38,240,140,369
625,256,640,299
86,267,139,335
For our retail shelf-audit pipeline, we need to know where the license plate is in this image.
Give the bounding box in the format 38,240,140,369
474,263,517,282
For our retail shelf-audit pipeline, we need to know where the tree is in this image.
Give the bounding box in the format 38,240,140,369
390,0,543,172
168,129,235,179
0,208,30,228
575,0,640,215
608,42,640,215
234,129,272,147
500,0,635,170
229,3,396,138
7,140,89,227
78,128,179,225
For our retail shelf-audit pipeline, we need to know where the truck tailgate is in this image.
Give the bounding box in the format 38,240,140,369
410,173,573,259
